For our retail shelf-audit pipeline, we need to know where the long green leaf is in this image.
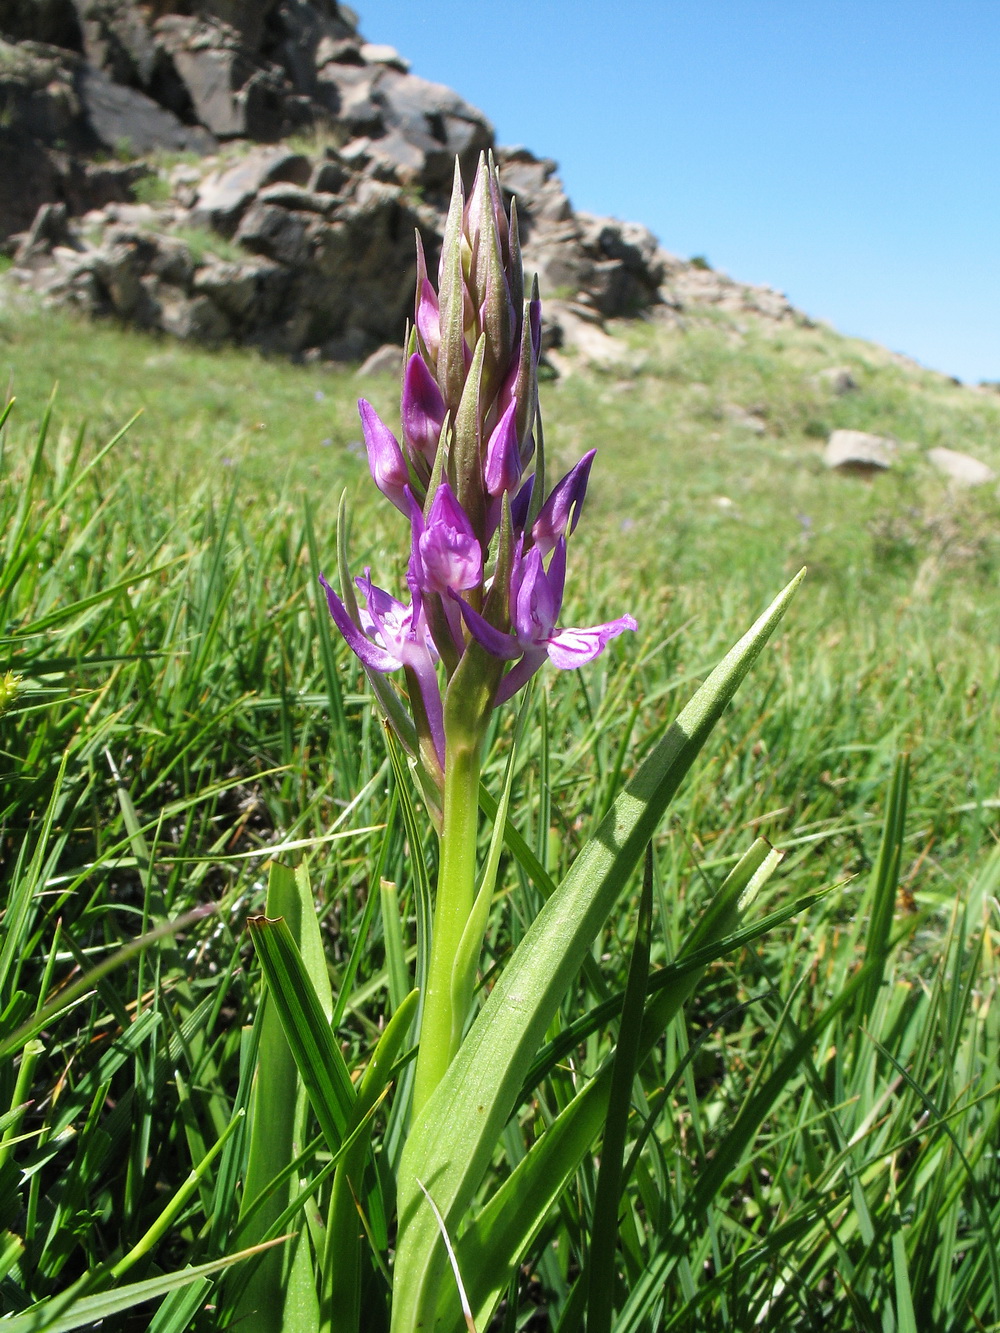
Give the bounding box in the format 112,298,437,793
391,570,804,1333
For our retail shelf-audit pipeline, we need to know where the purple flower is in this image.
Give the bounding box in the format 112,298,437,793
401,354,447,470
484,400,522,499
414,232,441,362
532,451,596,555
457,538,637,704
359,400,409,514
409,483,482,596
319,571,444,764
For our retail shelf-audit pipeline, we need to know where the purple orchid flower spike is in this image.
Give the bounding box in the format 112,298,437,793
359,399,409,514
318,570,444,766
401,354,447,472
532,450,597,555
457,537,637,704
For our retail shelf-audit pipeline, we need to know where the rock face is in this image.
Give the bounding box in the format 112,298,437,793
1,2,805,361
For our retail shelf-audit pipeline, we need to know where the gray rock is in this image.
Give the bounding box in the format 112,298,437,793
235,200,310,266
309,157,348,194
14,201,73,263
193,258,262,320
927,446,996,487
376,68,492,180
75,0,159,88
816,365,858,395
160,291,231,342
77,62,215,155
256,182,337,213
192,147,311,233
824,429,897,473
314,61,382,133
155,14,306,141
357,342,403,376
725,403,767,434
359,42,408,71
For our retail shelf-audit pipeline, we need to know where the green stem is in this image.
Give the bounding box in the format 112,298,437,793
412,738,482,1119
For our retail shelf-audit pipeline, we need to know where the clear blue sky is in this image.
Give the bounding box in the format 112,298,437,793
359,2,1000,384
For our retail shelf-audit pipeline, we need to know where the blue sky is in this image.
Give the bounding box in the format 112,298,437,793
360,2,1000,384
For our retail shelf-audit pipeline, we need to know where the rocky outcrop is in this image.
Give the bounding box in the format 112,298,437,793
1,2,804,362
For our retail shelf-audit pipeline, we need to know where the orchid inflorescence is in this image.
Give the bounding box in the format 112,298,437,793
320,153,636,799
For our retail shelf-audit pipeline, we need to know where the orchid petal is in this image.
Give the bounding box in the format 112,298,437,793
401,354,446,467
484,399,521,498
414,483,482,595
359,400,408,513
453,594,521,661
545,615,638,669
319,574,401,673
532,450,596,555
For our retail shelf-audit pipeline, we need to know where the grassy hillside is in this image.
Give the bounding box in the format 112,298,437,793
2,295,999,1329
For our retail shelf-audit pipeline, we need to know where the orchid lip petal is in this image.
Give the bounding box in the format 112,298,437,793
544,615,638,669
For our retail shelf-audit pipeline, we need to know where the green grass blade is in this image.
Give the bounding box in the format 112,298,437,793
585,845,653,1333
246,914,356,1155
2,1241,288,1333
855,752,909,1028
324,989,419,1333
145,1278,213,1333
232,860,327,1333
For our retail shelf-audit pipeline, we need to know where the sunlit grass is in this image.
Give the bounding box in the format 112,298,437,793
1,300,998,1329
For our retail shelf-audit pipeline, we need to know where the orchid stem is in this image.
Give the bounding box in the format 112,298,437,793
412,737,482,1119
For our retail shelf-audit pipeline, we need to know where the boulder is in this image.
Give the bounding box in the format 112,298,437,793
235,201,311,267
927,446,996,487
816,365,858,395
256,182,337,213
77,62,215,154
74,0,159,86
313,60,382,133
192,146,311,233
824,429,897,473
359,42,408,71
160,291,231,342
154,13,305,141
13,201,74,263
357,342,404,376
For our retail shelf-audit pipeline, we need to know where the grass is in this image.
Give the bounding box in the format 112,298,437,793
1,296,998,1329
